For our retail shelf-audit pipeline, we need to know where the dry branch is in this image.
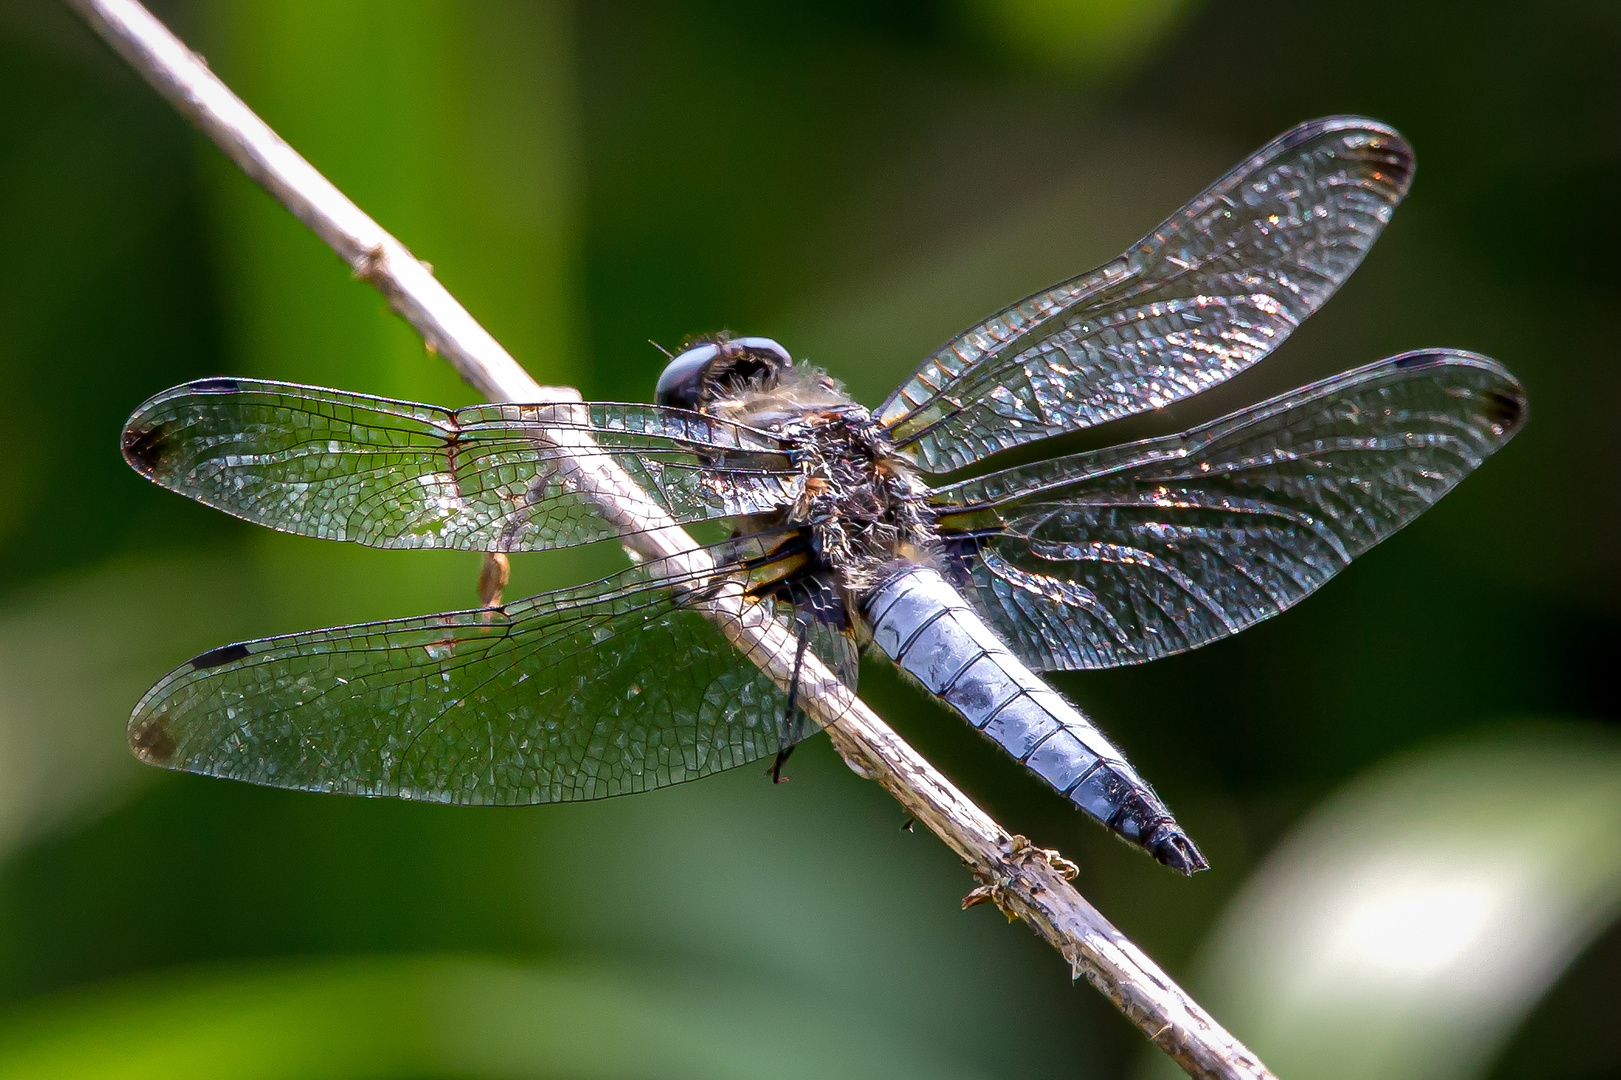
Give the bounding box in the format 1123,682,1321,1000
66,2,1277,1077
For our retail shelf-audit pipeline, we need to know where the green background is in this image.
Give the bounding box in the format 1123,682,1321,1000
0,1,1617,1077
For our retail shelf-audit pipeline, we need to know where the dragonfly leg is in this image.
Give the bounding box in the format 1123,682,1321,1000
769,617,812,784
477,552,510,608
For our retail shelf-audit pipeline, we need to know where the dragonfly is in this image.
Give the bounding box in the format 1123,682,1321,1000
121,117,1524,875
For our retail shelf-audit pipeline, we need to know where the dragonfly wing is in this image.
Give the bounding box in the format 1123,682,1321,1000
123,378,799,551
878,117,1414,472
127,556,853,802
764,566,862,692
929,351,1525,670
809,619,861,693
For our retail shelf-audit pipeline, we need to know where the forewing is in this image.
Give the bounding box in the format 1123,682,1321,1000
929,351,1525,670
123,378,799,551
878,117,1415,472
127,559,850,802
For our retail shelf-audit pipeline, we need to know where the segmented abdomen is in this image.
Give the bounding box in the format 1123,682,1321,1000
861,565,1206,874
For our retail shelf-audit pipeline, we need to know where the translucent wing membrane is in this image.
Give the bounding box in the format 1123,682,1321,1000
878,117,1415,472
930,351,1525,671
123,379,799,552
128,555,856,802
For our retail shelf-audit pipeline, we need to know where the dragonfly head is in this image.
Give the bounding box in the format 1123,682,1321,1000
655,336,794,412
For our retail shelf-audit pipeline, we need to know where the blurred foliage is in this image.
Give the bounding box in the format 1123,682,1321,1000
0,0,1616,1077
1141,725,1621,1080
0,957,989,1078
958,0,1201,77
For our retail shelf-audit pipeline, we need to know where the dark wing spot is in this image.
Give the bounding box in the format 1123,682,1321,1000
130,714,178,765
1369,139,1415,193
191,642,251,669
190,378,241,393
1393,352,1439,371
1481,387,1528,437
121,423,169,476
774,571,851,628
937,534,990,584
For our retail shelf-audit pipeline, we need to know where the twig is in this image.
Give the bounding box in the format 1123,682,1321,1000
67,3,1277,1077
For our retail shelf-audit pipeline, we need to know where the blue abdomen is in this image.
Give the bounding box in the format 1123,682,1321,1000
862,564,1206,874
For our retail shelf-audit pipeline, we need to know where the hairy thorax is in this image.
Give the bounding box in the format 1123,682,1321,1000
709,366,941,600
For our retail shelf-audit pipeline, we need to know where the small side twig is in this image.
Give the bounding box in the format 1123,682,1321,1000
67,3,1277,1077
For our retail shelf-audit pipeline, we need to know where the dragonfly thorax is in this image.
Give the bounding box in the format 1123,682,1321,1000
671,342,940,617
777,405,940,595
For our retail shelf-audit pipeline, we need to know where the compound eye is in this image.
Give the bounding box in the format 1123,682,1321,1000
654,342,720,410
729,337,793,369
